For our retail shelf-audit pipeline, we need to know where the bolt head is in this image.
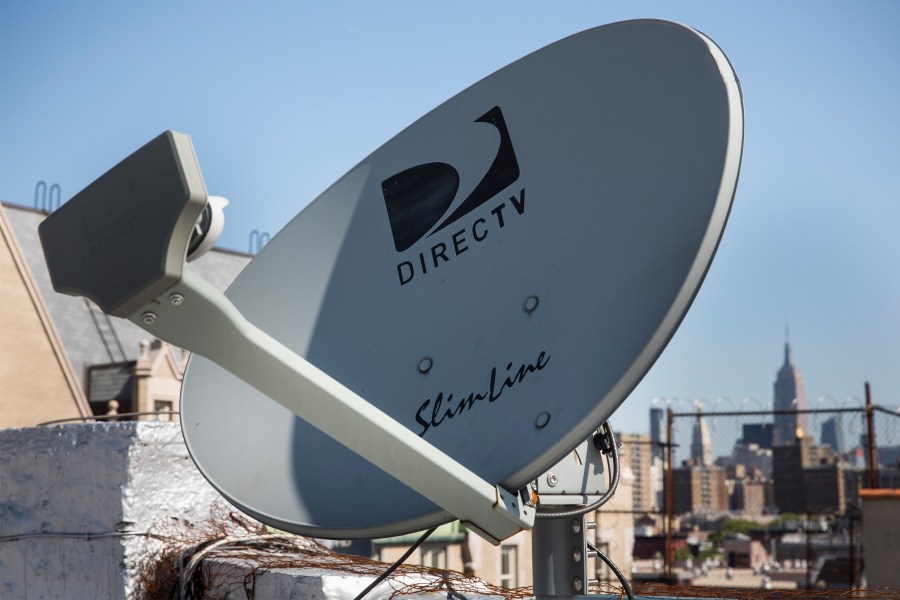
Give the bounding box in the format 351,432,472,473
169,293,184,306
546,472,558,487
141,312,157,325
418,357,433,373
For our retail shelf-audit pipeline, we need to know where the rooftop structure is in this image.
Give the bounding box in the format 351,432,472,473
690,402,714,467
0,201,251,428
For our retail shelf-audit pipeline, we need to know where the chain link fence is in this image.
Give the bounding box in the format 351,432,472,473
645,393,900,593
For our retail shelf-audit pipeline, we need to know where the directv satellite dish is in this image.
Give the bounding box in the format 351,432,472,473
40,18,742,553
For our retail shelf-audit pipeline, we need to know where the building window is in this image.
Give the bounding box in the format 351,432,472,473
421,545,447,569
594,542,611,582
154,400,174,421
500,544,517,589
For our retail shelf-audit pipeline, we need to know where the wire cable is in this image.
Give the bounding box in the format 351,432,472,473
440,572,470,600
535,421,621,518
587,540,634,600
0,531,163,544
353,526,437,600
37,411,180,426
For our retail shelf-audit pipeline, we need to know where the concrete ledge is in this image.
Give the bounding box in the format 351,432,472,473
0,422,228,599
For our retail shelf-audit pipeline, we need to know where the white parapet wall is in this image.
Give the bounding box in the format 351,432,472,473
1,422,638,600
0,422,473,600
0,422,229,599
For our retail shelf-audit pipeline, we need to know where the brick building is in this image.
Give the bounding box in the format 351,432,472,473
619,432,659,513
674,465,728,515
772,433,844,514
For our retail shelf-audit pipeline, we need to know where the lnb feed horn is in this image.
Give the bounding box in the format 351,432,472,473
39,131,208,318
187,195,229,262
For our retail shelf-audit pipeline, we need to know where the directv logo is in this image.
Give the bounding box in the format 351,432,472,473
381,106,526,286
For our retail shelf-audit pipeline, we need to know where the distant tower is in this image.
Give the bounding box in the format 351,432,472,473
648,406,666,510
690,401,714,466
773,330,809,446
649,407,664,449
821,416,844,454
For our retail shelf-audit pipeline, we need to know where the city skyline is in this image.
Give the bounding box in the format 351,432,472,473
2,2,898,434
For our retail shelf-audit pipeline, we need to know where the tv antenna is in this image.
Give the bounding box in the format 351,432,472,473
39,19,742,597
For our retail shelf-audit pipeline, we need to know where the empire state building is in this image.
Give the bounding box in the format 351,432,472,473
773,339,809,446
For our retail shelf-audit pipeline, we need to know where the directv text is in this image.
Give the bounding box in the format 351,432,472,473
396,188,526,286
89,213,145,258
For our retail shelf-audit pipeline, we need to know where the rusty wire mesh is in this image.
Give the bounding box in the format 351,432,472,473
136,504,899,599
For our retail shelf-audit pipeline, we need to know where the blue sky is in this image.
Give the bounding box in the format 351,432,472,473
2,1,899,444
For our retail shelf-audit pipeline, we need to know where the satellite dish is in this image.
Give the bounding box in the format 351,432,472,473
39,19,742,547
180,19,742,538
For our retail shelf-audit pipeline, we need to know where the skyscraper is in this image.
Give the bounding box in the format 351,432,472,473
618,433,656,513
773,336,808,446
648,407,666,510
821,416,845,454
649,407,664,448
690,402,714,466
